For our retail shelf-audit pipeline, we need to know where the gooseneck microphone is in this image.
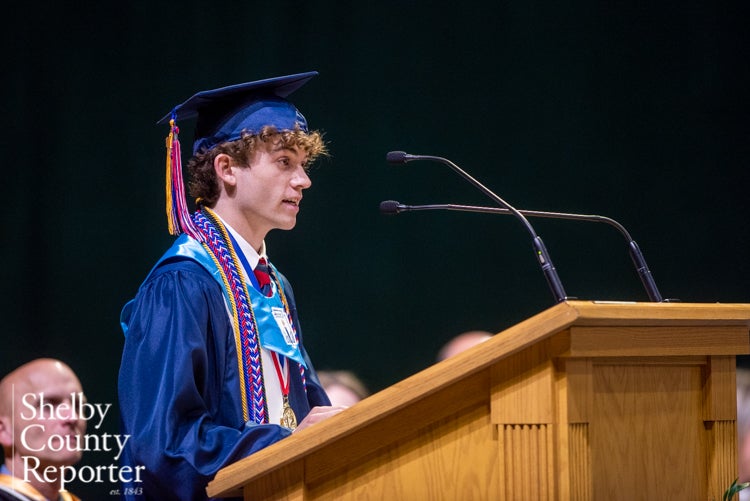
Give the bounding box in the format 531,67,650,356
379,201,664,302
386,151,568,304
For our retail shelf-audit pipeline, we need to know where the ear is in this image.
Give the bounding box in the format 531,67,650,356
0,415,12,448
213,153,238,187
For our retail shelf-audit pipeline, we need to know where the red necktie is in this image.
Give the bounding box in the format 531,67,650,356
253,258,272,297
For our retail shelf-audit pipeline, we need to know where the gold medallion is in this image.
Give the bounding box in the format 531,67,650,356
280,396,297,430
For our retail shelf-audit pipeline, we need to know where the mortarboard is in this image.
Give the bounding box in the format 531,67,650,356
158,71,317,154
161,71,319,237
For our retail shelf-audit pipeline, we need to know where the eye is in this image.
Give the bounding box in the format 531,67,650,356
44,396,64,408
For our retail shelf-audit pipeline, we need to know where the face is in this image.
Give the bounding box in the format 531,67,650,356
232,141,312,240
0,361,86,467
325,384,362,408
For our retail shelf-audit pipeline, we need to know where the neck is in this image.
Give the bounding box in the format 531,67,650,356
5,456,61,500
209,203,266,252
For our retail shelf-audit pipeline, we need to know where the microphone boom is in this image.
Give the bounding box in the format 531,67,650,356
384,152,569,304
380,201,664,302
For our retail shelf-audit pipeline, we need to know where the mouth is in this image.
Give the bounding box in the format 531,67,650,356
281,198,302,213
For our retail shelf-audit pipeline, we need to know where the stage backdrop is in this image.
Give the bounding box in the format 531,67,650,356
4,1,749,497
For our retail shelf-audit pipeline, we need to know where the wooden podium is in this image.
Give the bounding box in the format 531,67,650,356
207,301,750,500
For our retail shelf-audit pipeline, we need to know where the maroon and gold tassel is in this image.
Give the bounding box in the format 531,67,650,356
165,119,181,235
165,117,200,240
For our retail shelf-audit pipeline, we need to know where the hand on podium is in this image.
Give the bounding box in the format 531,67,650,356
293,405,348,433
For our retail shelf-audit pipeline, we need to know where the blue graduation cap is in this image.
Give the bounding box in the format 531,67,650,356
160,71,319,237
159,71,317,154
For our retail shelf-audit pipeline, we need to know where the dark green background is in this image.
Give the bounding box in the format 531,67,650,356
4,1,749,497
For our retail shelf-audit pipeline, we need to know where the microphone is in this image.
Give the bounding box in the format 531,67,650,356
386,151,568,304
380,201,664,302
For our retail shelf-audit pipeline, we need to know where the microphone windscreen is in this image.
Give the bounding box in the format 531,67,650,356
386,151,408,164
379,200,401,214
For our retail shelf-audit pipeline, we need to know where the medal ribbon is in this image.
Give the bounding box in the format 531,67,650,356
271,351,290,397
271,351,298,429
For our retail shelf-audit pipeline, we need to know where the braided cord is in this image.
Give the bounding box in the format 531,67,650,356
193,208,268,424
199,242,249,421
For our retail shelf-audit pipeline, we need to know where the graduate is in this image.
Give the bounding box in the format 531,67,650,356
118,71,344,501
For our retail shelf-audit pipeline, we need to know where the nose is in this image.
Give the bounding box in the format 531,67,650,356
59,406,86,434
292,166,312,190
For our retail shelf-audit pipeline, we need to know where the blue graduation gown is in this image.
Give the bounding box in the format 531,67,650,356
118,239,330,501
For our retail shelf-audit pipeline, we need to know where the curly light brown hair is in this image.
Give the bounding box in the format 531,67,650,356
187,125,328,207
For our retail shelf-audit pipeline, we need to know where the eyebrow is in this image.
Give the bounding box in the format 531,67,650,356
271,145,299,154
271,141,302,152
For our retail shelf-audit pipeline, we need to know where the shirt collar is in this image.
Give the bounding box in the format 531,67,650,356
216,215,268,268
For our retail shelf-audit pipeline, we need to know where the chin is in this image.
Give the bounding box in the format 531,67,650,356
42,453,83,467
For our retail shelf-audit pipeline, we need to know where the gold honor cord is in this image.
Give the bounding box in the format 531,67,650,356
201,242,250,422
201,207,266,423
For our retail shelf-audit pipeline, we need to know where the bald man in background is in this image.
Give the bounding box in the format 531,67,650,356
0,359,86,501
436,330,494,362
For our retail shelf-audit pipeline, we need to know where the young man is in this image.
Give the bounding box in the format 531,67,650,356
0,359,86,501
118,71,344,501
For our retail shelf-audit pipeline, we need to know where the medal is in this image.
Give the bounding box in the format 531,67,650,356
280,395,297,430
272,351,297,430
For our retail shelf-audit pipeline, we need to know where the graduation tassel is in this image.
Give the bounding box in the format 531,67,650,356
165,118,181,235
165,116,200,240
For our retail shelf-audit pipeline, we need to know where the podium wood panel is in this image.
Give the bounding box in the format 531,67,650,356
207,301,750,501
591,362,705,499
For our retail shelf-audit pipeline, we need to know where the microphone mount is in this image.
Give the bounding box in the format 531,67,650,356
380,201,664,302
386,151,568,304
